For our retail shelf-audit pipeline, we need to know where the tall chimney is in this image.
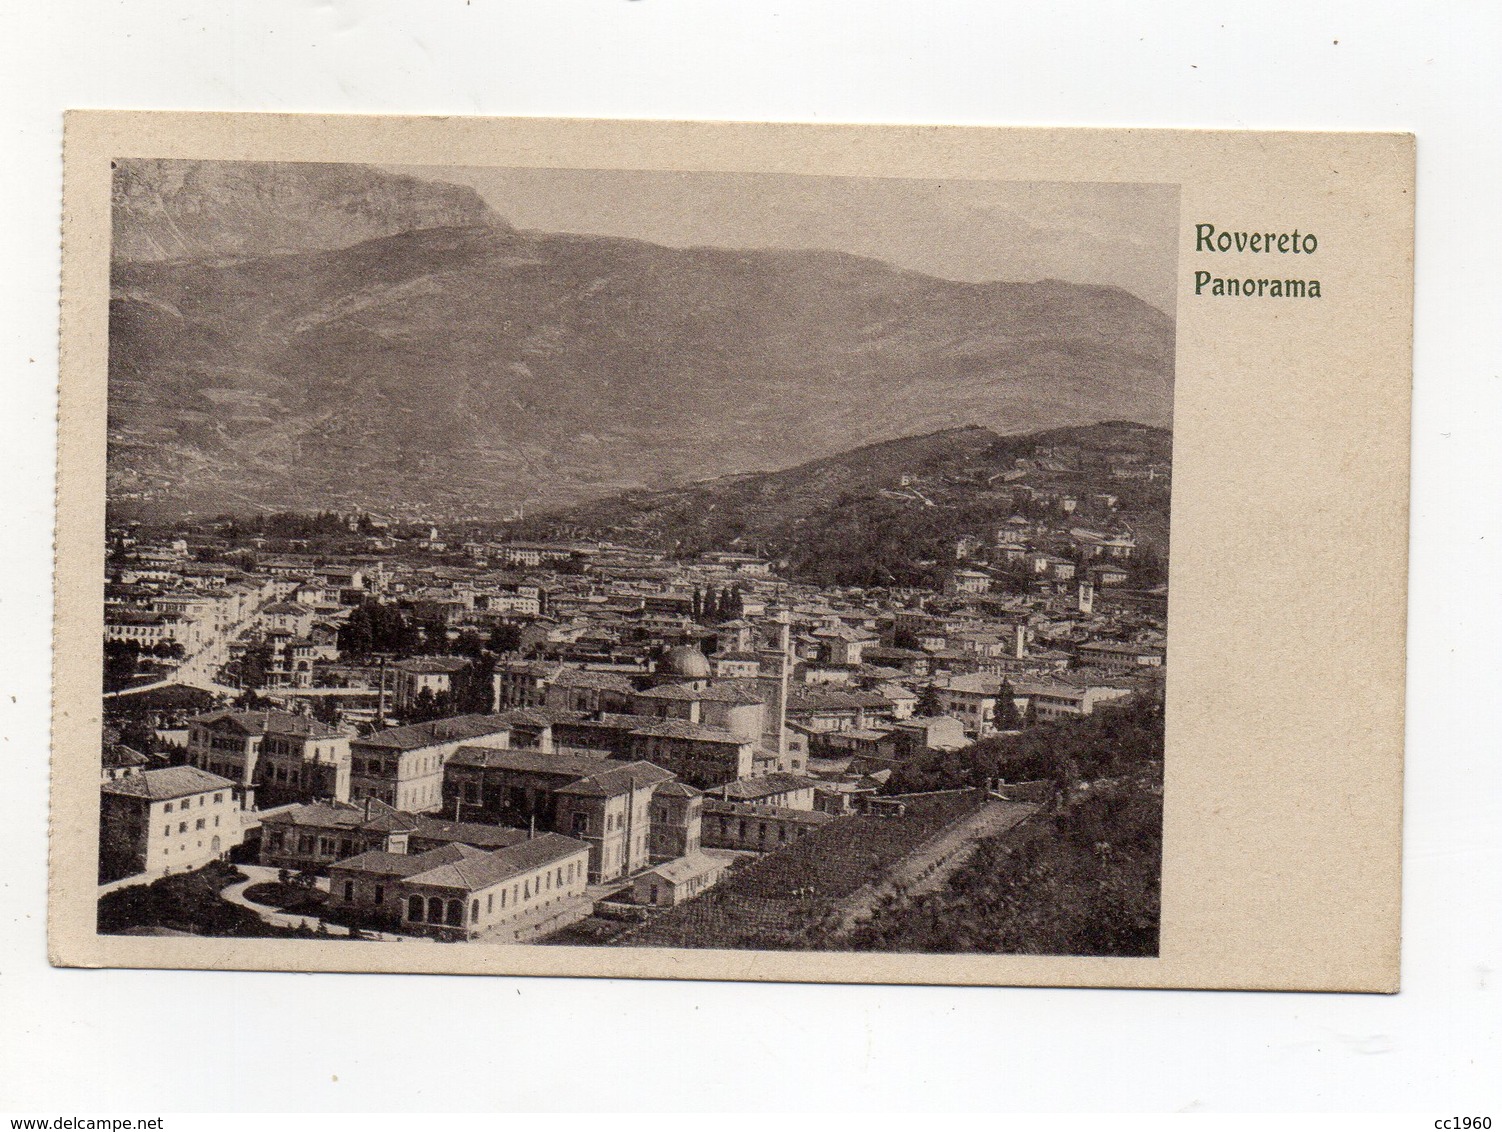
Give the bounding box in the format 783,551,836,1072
776,610,791,772
375,654,387,725
1014,622,1026,660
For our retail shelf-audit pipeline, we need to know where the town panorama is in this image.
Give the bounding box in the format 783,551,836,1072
97,161,1171,958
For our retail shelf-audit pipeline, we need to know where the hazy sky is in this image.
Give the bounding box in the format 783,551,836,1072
390,165,1180,314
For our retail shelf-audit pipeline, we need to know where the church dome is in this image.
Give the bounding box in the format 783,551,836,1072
661,645,712,680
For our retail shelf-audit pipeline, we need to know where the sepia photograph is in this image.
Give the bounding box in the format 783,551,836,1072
49,113,1412,993
93,156,1174,958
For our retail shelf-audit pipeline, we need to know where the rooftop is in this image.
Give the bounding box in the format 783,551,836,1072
943,674,1004,695
190,709,344,739
638,851,729,886
550,669,637,692
634,682,765,705
354,714,513,752
409,816,531,850
403,833,590,894
786,687,893,712
102,743,149,770
394,656,472,675
702,800,837,824
447,746,615,778
259,799,416,833
716,773,818,801
650,780,704,799
102,765,235,802
555,761,676,797
330,843,481,879
627,717,748,745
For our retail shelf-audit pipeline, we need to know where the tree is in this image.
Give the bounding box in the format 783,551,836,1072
995,680,1023,730
914,684,944,718
453,654,494,714
338,605,375,657
719,586,744,622
450,630,487,659
239,641,274,691
411,686,438,722
844,767,1163,957
113,717,156,757
887,691,1165,797
339,600,421,658
420,617,451,655
1131,544,1169,588
487,622,522,654
103,640,142,692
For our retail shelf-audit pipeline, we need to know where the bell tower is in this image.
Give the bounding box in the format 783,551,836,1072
1078,580,1095,615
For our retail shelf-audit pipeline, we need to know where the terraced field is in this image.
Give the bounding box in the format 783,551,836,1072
616,789,989,950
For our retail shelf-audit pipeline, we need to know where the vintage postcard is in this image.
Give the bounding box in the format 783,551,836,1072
51,112,1412,989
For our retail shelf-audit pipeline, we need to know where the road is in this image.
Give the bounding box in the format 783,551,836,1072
829,798,1041,932
105,603,266,699
219,866,419,942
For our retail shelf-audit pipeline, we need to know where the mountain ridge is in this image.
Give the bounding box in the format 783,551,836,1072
107,165,1175,521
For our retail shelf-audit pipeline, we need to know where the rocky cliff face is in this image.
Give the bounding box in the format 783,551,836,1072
111,159,502,262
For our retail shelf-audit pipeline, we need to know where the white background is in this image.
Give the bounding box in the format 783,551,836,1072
2,0,1498,1114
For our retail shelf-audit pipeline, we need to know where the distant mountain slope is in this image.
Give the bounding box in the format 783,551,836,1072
517,421,1172,587
108,167,1175,520
111,159,501,262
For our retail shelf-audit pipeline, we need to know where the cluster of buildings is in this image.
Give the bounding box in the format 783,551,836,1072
99,510,1166,941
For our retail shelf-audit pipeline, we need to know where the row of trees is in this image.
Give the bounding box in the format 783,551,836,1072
103,638,185,692
886,690,1165,796
337,601,531,663
214,511,377,541
911,680,1025,729
691,585,745,624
